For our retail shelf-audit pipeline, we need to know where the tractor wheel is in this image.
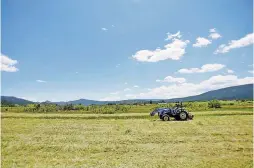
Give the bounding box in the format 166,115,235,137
179,111,188,121
162,115,170,121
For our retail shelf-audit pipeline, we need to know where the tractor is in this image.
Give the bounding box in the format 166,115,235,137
150,102,194,121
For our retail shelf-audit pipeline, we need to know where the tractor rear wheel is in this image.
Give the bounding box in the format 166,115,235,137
162,115,170,121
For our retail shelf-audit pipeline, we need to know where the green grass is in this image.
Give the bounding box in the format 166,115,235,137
1,109,253,167
2,100,253,114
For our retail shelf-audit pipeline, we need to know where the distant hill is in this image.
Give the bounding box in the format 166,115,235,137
1,96,34,105
166,84,253,102
1,84,253,105
57,99,161,105
55,99,105,106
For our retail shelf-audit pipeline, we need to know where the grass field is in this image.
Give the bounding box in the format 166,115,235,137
1,107,253,168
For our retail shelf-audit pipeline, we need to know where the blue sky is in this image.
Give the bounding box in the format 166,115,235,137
1,0,253,101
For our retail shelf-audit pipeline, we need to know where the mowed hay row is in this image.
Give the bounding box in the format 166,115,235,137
1,110,253,120
1,115,253,168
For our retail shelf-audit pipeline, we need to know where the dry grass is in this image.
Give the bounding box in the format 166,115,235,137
1,110,253,168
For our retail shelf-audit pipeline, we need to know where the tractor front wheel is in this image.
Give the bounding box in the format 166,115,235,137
162,115,170,121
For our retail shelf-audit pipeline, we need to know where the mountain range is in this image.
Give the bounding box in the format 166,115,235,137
1,84,253,105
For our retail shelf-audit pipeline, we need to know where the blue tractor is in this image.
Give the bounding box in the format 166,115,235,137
150,102,194,121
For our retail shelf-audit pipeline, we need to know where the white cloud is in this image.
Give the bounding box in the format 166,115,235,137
101,28,108,31
193,37,211,47
116,64,120,68
248,70,254,74
209,33,222,39
132,32,189,62
127,75,253,99
202,75,237,85
214,33,254,54
110,92,119,95
1,54,19,72
124,82,128,85
178,64,225,73
208,28,222,39
156,76,186,83
227,69,234,74
112,25,115,27
165,31,182,41
193,28,221,48
124,88,131,91
133,85,139,88
36,80,46,83
209,28,216,33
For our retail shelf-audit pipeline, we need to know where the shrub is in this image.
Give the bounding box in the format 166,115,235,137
208,100,221,108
